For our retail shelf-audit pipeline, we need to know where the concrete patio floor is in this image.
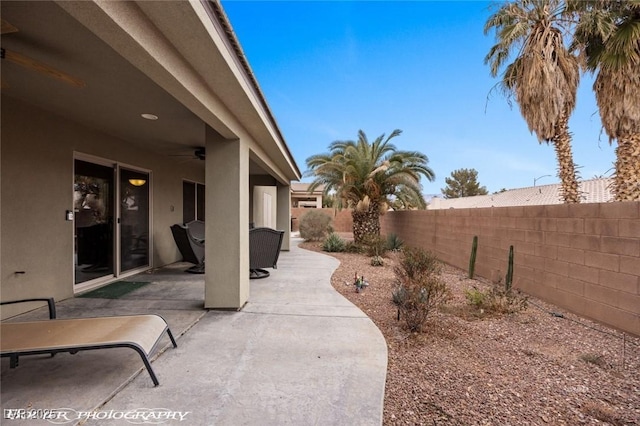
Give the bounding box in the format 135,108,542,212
1,238,387,425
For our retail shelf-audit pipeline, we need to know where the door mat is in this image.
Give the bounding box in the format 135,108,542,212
78,281,150,299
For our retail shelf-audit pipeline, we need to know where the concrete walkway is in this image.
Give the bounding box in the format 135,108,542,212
1,238,387,425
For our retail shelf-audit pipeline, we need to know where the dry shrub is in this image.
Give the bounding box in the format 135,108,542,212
464,285,527,316
392,247,450,332
299,210,332,241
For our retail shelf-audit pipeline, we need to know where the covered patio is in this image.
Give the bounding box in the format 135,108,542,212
1,238,387,424
1,0,300,317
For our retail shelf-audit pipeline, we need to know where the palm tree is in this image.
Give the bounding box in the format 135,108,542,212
485,0,582,203
305,129,435,243
569,0,640,201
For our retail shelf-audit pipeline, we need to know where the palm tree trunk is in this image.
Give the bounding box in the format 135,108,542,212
552,111,580,203
352,202,381,244
613,134,640,201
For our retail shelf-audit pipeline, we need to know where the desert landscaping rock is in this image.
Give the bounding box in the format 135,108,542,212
301,242,640,425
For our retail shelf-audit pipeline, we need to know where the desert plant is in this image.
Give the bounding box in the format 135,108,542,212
391,286,407,306
370,255,384,266
393,247,450,332
386,233,404,251
305,129,435,243
322,232,346,252
579,353,606,368
344,241,364,253
396,246,441,280
361,233,388,257
464,285,527,316
299,210,332,241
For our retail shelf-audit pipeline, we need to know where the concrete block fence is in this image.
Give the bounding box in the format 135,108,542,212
291,208,353,233
380,202,639,337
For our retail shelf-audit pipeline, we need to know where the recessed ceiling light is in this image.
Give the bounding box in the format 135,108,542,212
141,113,158,120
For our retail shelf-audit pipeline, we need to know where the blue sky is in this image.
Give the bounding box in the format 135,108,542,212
222,0,617,196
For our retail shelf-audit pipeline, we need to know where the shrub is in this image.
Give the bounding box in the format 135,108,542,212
323,232,346,252
464,285,527,315
393,247,450,332
299,210,332,241
344,241,364,253
386,233,404,251
361,233,388,257
397,246,441,280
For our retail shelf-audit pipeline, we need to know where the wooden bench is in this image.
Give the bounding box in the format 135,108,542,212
0,299,177,386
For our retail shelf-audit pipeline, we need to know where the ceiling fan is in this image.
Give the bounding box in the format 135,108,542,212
170,147,206,161
1,18,85,88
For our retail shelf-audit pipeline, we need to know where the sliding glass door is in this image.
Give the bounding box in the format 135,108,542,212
120,168,150,272
74,158,151,286
74,160,115,284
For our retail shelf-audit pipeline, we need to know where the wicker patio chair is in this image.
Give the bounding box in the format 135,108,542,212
170,224,205,274
249,227,284,279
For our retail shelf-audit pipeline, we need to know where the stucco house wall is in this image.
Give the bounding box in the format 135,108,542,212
1,97,204,318
1,0,300,316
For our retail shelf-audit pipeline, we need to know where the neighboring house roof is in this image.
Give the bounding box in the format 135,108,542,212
428,178,614,209
291,183,324,195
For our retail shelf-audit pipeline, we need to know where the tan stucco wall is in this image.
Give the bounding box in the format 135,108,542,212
1,96,204,318
380,203,640,337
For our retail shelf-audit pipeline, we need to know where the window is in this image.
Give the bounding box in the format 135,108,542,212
183,181,205,223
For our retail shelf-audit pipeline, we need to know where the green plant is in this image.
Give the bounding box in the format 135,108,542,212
299,210,333,241
393,247,450,332
468,236,478,279
370,255,384,266
505,245,514,291
322,232,346,252
386,233,404,251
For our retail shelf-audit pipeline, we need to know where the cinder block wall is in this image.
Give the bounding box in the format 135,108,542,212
380,202,640,337
291,208,353,232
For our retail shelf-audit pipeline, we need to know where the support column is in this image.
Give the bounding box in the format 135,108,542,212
204,128,249,309
277,183,291,251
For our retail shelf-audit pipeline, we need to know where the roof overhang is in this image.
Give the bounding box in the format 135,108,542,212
1,0,300,182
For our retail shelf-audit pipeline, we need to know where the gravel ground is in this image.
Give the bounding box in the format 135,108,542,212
300,241,640,426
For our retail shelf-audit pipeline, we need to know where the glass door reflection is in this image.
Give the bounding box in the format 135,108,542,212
74,160,114,284
120,168,150,272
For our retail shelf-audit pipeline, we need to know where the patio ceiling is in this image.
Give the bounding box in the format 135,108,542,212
0,1,293,177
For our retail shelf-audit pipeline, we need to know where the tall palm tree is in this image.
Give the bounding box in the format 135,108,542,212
485,0,582,203
569,0,640,201
305,129,435,243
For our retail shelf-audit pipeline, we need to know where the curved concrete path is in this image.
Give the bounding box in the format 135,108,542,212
86,238,388,425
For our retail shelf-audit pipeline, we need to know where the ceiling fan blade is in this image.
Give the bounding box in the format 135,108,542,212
3,48,86,88
1,19,19,35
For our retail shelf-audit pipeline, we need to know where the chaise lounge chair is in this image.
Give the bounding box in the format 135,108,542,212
0,298,177,386
249,227,285,279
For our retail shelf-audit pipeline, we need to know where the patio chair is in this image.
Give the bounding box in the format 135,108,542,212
185,220,205,242
170,224,204,274
0,298,177,386
249,227,284,279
